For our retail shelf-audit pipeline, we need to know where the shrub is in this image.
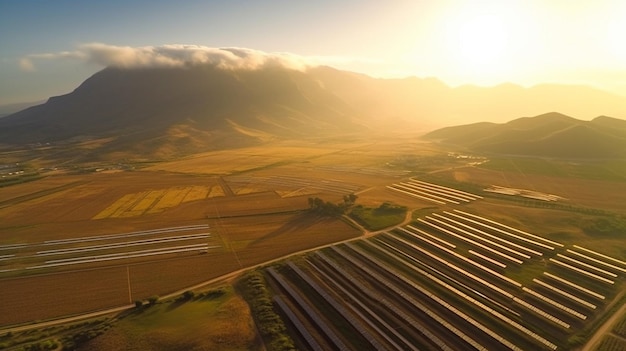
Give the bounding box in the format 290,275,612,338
181,290,195,300
147,295,159,306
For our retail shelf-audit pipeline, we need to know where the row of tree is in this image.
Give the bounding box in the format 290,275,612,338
307,194,358,217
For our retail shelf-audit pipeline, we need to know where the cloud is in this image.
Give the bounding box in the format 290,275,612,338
19,58,35,72
20,43,316,71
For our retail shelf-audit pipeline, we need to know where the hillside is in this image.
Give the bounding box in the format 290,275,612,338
0,100,43,118
2,63,626,160
0,65,371,159
423,112,626,159
307,66,626,127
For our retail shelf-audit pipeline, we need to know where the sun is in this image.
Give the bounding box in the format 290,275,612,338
436,3,535,85
452,14,508,67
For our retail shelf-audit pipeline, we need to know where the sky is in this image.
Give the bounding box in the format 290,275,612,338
1,0,626,105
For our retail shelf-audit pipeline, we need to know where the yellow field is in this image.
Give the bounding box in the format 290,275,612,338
144,142,355,175
207,185,225,198
94,186,213,219
233,186,265,195
182,185,209,203
276,188,318,198
148,187,190,213
132,189,167,212
93,192,144,219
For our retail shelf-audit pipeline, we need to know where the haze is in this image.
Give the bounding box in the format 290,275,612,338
3,1,626,350
1,0,626,107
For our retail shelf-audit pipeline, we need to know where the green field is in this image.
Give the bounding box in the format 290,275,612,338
349,203,407,231
76,286,257,351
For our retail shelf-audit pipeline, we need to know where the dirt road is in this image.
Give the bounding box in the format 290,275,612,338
0,209,415,335
581,296,626,351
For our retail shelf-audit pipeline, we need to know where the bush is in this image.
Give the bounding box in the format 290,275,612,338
238,272,295,351
134,300,143,308
307,197,346,217
147,295,159,306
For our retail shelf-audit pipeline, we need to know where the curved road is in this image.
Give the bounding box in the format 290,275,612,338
0,210,415,335
581,289,626,351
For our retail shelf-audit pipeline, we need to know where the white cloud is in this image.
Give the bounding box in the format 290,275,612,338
19,58,35,72
20,43,316,71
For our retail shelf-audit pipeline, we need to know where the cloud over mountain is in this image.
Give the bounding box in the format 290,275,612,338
20,43,313,71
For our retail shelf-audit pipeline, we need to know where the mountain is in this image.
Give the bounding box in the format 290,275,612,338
2,63,626,160
0,65,370,158
423,112,626,158
0,100,44,118
307,66,626,127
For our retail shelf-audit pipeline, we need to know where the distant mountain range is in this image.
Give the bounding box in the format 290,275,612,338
0,100,43,118
423,112,626,158
1,63,626,159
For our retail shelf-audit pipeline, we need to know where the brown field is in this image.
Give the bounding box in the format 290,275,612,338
0,211,359,326
2,137,625,333
144,142,342,174
446,166,626,214
464,199,626,259
0,267,130,326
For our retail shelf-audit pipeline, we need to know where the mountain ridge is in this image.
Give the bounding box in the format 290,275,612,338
423,112,626,159
2,63,626,159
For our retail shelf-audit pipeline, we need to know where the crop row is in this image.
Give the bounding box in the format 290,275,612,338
92,186,214,219
379,230,569,342
227,175,362,195
307,259,418,351
314,251,451,350
268,231,559,350
386,179,481,205
267,267,351,350
285,261,387,350
0,225,217,274
25,244,212,270
402,210,619,320
369,240,553,350
265,208,626,351
272,295,324,351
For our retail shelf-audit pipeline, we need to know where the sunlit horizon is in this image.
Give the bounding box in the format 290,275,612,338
1,0,626,104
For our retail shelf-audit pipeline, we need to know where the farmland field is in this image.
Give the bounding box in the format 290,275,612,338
2,139,399,327
75,286,258,351
257,205,626,350
2,136,626,351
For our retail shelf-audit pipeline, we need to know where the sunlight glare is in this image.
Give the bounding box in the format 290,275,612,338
454,13,508,66
605,14,626,62
437,2,536,85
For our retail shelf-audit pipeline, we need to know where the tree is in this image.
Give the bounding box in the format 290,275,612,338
348,193,358,203
182,290,195,300
147,295,159,306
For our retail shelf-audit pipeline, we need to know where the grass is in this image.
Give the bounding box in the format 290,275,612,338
76,286,257,351
349,202,407,231
614,313,626,338
597,334,626,351
0,173,44,188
